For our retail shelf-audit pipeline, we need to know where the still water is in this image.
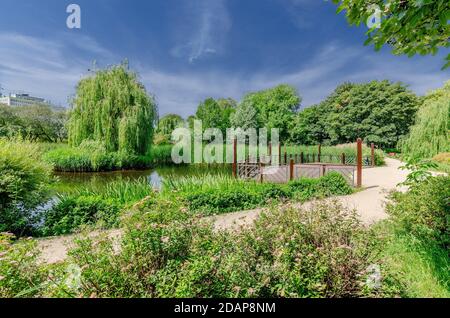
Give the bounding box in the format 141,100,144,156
53,165,232,194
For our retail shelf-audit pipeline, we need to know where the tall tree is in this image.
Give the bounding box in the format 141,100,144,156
157,114,185,136
400,80,450,158
68,64,157,155
332,0,450,68
230,99,258,130
195,97,236,134
241,84,301,141
290,81,420,148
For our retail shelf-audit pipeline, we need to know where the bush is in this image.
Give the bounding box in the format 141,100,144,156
42,195,121,236
182,173,353,215
287,178,321,201
0,139,52,236
43,142,153,172
386,176,450,247
0,233,47,298
317,172,354,196
149,145,173,164
57,201,387,298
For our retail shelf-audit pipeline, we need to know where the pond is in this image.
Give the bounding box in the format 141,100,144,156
53,164,232,195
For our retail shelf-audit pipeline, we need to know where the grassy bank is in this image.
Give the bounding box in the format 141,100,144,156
43,142,384,172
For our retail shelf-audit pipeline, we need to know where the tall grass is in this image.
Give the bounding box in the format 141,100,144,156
57,177,153,206
162,173,244,193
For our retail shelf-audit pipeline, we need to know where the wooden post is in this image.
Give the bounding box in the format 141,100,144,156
232,137,237,178
284,152,287,165
371,143,375,167
268,142,272,165
289,159,294,181
318,144,321,163
259,162,263,183
300,152,304,164
278,144,281,166
341,153,346,165
357,138,362,187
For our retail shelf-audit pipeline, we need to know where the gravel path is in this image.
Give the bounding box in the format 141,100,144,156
37,158,408,264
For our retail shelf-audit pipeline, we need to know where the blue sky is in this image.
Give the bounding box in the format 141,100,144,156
0,0,448,117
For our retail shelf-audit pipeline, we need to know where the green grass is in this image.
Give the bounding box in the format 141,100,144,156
57,177,153,206
380,228,450,297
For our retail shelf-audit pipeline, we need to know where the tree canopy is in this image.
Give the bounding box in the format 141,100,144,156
157,114,185,136
234,84,301,141
332,0,450,68
400,80,450,158
68,64,157,155
0,104,67,142
195,97,236,134
289,80,420,148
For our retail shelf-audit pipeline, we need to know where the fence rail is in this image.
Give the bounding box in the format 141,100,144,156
234,139,371,187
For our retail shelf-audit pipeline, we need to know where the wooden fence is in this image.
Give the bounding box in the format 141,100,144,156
234,139,373,188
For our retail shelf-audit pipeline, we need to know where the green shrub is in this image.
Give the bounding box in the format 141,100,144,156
317,172,354,196
42,195,121,236
287,178,321,201
387,176,450,247
0,139,52,236
182,173,353,215
58,201,388,298
0,233,47,298
150,145,173,164
43,142,152,172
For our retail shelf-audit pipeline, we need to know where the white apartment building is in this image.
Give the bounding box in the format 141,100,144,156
0,93,48,107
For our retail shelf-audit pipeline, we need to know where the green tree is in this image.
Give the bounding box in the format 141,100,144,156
68,64,157,155
241,84,301,141
0,139,52,236
289,105,328,145
0,104,67,142
332,0,450,68
157,114,185,136
195,97,236,134
290,81,420,148
230,99,258,130
400,81,450,158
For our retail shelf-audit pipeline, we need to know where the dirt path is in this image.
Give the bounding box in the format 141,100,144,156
37,158,408,264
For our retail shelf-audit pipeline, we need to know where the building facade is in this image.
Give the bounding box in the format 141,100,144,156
0,93,48,107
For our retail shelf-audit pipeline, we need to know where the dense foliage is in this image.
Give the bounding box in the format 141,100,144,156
0,104,67,142
68,64,157,156
0,139,52,236
1,201,390,298
194,98,236,135
332,0,450,68
232,84,301,141
400,81,450,159
164,172,353,215
387,176,450,248
290,81,420,148
43,141,153,172
3,175,448,298
154,114,185,145
42,196,121,236
380,175,450,297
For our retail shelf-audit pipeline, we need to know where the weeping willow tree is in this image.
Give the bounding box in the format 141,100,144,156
156,114,185,136
400,81,450,159
68,64,157,155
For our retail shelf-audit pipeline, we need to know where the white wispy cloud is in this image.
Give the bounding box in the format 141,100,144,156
170,0,231,63
0,31,447,118
0,32,116,105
